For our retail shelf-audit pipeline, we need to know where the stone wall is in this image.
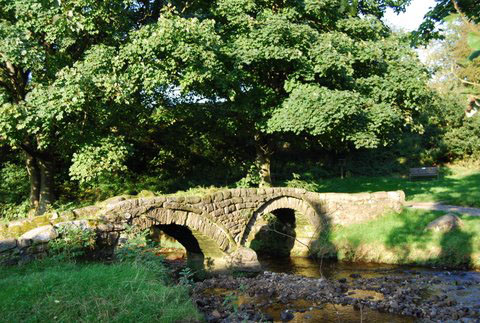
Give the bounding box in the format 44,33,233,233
0,188,405,266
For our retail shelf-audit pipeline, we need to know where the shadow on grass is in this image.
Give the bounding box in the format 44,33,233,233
385,211,474,269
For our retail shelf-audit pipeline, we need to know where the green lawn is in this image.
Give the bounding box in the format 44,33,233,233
317,208,480,269
0,260,201,323
281,166,480,208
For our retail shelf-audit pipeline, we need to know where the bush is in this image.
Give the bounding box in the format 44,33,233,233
48,225,96,261
0,162,30,219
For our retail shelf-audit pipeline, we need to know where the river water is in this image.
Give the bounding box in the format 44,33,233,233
195,256,480,322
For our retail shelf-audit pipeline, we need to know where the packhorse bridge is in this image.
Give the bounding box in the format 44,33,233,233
0,188,404,268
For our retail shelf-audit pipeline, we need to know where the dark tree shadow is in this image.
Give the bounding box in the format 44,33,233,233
249,208,297,257
385,211,474,269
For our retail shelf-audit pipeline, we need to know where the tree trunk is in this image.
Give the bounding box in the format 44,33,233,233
37,158,55,215
255,134,273,187
26,154,41,211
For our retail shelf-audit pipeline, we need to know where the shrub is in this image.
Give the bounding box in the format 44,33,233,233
48,225,96,261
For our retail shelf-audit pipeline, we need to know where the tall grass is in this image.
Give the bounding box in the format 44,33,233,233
0,260,201,323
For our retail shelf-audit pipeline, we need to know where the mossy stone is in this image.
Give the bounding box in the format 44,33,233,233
30,215,51,227
137,190,156,198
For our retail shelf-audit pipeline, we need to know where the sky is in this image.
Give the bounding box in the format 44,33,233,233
383,0,437,32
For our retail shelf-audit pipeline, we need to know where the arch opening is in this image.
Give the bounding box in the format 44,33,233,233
149,224,227,269
241,196,321,257
248,208,297,257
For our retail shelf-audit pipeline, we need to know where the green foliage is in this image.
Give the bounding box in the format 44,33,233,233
0,0,473,211
178,267,195,286
0,200,30,221
0,260,201,322
235,164,261,188
0,162,29,204
284,173,320,192
69,137,132,184
0,161,30,219
442,115,480,161
48,225,96,261
413,0,480,45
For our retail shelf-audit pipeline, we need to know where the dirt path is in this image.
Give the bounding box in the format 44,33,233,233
406,201,480,216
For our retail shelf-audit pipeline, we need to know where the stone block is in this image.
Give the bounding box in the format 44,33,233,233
17,238,32,248
372,191,388,199
231,189,241,197
153,197,166,204
222,191,232,199
214,193,224,202
73,205,100,218
202,195,212,203
0,239,17,253
185,196,201,204
20,225,58,243
174,196,185,203
231,197,243,204
54,220,90,231
388,190,405,202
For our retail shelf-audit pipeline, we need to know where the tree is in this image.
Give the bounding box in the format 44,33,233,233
198,0,429,186
414,0,480,43
1,0,433,213
0,0,158,214
0,1,230,213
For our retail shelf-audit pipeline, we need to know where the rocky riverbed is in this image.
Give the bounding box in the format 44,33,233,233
193,269,480,322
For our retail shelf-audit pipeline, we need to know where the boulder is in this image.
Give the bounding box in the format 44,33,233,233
426,214,463,232
20,225,58,243
228,246,261,270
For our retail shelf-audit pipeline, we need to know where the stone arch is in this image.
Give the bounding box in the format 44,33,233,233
240,195,322,256
129,207,235,262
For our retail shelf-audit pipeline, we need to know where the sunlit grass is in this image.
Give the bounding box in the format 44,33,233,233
281,166,480,207
321,208,480,269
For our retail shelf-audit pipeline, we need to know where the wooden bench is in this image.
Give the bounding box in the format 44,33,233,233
409,167,439,180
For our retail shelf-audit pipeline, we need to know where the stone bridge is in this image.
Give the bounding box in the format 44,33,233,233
0,188,404,268
99,188,404,268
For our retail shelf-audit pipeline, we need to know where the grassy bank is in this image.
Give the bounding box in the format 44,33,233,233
316,208,480,269
0,259,201,323
281,166,480,207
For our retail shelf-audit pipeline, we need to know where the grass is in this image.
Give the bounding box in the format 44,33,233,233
0,259,201,323
281,166,480,207
318,208,480,269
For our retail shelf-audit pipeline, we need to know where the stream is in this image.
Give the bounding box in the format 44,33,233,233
191,257,480,322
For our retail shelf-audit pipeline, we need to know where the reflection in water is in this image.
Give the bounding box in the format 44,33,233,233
258,256,403,279
263,302,413,323
208,288,412,323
